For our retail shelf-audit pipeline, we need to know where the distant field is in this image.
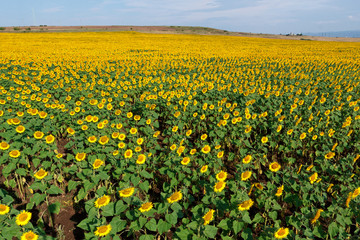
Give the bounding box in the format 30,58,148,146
0,32,360,239
1,25,360,42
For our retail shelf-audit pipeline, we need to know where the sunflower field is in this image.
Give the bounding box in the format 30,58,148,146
0,32,360,240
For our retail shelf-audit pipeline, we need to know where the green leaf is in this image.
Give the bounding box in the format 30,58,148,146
139,216,148,228
242,212,252,224
269,211,278,221
2,162,16,178
46,185,63,195
77,187,87,200
187,221,198,230
67,180,80,192
158,219,172,234
252,213,263,223
140,170,153,179
241,228,253,240
78,218,91,231
115,200,127,214
204,225,218,239
139,235,154,240
15,168,27,176
102,202,115,217
233,220,244,234
110,216,127,233
218,219,230,230
165,212,178,225
328,222,339,238
145,218,157,232
175,227,192,240
48,201,61,214
313,225,326,238
139,180,150,192
31,193,46,206
171,202,183,213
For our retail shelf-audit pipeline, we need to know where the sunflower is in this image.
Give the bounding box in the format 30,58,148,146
217,151,224,158
203,209,215,225
243,155,252,164
255,183,264,190
216,171,227,181
214,181,226,193
136,138,144,145
118,142,126,149
269,162,281,172
9,150,21,158
95,195,111,208
275,185,284,197
99,136,109,145
0,141,10,150
310,209,323,224
238,199,254,211
66,128,75,135
172,126,178,132
200,165,208,173
169,144,176,151
88,136,97,143
118,133,126,140
0,204,10,215
352,187,360,199
241,171,252,181
127,112,133,118
45,135,55,144
201,145,211,154
93,159,104,169
186,130,192,136
167,191,182,203
190,149,197,155
75,152,86,161
16,210,32,226
309,172,318,184
16,125,26,133
130,128,137,134
200,134,208,140
300,132,306,140
34,131,44,139
94,224,112,237
181,157,190,165
146,119,151,125
274,227,289,239
21,230,38,240
139,202,153,212
119,187,135,198
325,152,335,159
136,154,146,164
124,149,133,159
261,136,268,144
34,169,48,180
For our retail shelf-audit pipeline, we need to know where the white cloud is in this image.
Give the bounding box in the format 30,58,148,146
124,0,220,11
42,7,63,13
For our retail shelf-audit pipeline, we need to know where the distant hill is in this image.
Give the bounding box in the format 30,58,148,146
304,30,360,38
1,25,360,42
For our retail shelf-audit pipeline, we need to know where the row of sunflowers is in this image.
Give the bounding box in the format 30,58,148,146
0,32,360,239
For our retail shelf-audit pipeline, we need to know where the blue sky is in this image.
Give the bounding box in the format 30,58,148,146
1,0,359,34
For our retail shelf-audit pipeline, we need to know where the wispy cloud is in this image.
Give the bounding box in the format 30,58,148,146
124,0,220,11
42,7,63,13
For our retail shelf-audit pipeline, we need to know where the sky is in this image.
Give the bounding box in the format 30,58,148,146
1,0,359,34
